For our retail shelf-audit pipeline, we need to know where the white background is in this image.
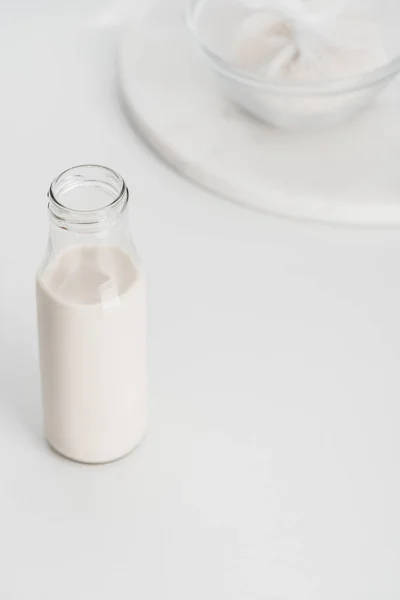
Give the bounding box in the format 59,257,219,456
0,0,399,598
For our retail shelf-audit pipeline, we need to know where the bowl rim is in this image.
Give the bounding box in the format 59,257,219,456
185,0,400,96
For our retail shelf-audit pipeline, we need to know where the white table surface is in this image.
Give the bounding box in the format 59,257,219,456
1,1,399,598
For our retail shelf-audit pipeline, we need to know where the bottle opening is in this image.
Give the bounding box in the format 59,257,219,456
48,165,128,226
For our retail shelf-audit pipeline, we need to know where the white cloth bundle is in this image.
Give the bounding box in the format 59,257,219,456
234,0,386,83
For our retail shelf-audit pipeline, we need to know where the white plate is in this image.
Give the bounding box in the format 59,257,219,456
119,0,400,225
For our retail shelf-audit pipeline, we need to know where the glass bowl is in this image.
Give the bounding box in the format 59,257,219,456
185,0,400,129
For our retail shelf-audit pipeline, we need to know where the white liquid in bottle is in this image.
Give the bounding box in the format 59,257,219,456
37,245,147,464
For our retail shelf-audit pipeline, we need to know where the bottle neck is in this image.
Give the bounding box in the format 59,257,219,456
46,165,134,258
48,165,129,234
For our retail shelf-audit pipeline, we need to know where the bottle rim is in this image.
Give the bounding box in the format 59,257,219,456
48,164,129,228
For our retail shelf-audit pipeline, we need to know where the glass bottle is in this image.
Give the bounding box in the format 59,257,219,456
36,165,147,464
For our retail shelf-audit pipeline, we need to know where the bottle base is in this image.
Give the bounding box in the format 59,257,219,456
46,432,146,465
